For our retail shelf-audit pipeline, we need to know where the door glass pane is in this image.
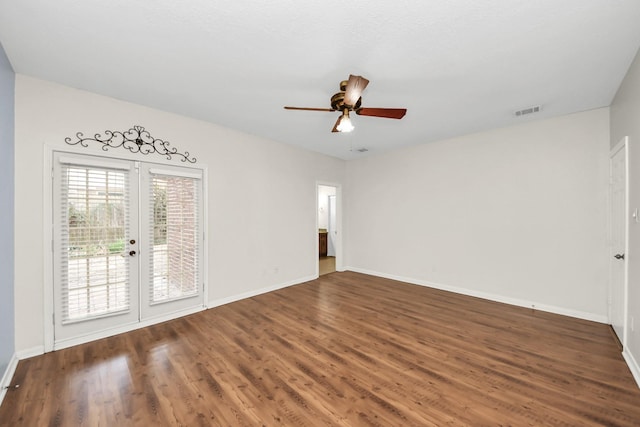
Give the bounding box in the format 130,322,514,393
150,174,199,304
61,166,130,322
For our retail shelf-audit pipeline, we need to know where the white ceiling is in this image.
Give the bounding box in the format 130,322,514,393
1,1,640,160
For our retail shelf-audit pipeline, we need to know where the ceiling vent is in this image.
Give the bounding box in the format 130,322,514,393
514,105,541,117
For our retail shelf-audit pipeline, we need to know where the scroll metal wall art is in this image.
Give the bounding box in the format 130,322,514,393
65,125,197,163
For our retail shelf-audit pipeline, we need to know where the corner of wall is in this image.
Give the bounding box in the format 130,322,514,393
0,353,19,408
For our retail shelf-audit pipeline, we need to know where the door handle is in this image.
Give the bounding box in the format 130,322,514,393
614,253,625,260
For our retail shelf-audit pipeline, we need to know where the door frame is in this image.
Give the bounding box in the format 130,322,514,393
609,136,629,347
316,181,343,276
43,145,208,352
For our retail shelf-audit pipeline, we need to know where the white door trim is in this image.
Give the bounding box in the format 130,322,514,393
43,145,208,352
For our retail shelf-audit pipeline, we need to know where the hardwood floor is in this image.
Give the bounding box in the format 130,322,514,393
2,271,640,426
319,256,336,276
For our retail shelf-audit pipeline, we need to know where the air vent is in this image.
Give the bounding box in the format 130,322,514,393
515,105,541,117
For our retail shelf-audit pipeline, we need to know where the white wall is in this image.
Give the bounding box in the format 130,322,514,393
610,46,640,383
0,42,15,379
14,76,345,353
345,108,610,321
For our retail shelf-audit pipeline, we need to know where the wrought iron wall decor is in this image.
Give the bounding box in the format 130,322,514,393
65,125,197,163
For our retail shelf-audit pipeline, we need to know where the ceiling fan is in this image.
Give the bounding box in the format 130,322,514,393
284,75,407,133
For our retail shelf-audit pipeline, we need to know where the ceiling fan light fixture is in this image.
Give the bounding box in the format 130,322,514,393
336,110,354,133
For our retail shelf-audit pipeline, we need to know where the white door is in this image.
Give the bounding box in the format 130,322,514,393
139,164,204,320
53,154,140,342
53,153,204,345
610,139,627,345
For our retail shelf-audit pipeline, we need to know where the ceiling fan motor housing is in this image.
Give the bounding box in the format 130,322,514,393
331,90,362,111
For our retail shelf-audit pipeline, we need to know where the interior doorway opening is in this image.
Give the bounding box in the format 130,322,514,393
318,184,338,276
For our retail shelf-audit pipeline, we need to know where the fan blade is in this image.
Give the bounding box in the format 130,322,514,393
356,108,407,119
343,75,369,107
331,116,341,133
284,106,335,112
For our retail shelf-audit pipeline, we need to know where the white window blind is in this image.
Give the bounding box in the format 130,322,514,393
59,164,130,323
149,172,201,304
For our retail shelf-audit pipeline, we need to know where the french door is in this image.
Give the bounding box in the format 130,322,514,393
52,152,204,345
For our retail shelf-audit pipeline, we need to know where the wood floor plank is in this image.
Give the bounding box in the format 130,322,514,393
2,271,640,426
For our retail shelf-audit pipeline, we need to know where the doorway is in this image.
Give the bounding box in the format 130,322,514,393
317,184,340,276
51,152,205,348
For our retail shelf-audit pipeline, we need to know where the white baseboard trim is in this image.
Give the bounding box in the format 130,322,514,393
52,305,206,351
623,348,640,388
16,346,45,360
345,267,608,324
208,274,317,309
0,353,19,407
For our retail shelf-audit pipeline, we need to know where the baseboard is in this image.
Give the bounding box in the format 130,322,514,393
0,353,19,407
208,274,316,309
16,346,45,360
623,348,640,388
345,267,608,324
